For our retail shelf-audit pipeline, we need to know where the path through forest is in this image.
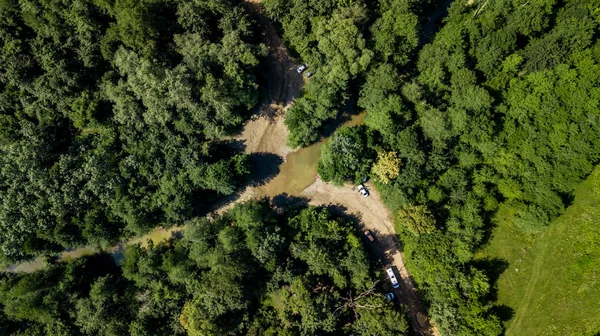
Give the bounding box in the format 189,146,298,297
507,234,550,334
229,2,440,334
303,180,440,336
4,2,439,335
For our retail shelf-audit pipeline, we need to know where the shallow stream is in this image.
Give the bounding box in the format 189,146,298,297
3,113,366,273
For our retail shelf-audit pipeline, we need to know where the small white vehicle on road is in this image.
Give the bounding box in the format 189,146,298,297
296,64,308,73
358,184,369,197
386,267,400,289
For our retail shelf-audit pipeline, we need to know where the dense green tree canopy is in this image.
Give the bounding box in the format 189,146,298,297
264,0,424,148
317,125,375,185
0,0,265,262
316,0,600,334
1,0,599,334
0,201,409,335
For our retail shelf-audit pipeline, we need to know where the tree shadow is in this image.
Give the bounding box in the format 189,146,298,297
271,193,310,210
489,304,515,326
371,232,404,265
202,139,248,166
246,152,284,188
110,242,126,266
558,190,575,210
472,257,510,302
479,208,501,250
235,0,304,130
323,203,353,222
219,139,247,156
316,98,359,140
419,0,454,47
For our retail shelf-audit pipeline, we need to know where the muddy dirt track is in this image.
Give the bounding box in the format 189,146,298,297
303,180,439,336
235,0,303,159
234,2,440,335
5,1,439,335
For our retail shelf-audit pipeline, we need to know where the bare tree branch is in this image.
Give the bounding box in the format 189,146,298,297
334,282,383,320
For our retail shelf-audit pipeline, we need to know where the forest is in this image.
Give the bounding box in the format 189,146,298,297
264,0,599,334
0,201,409,335
1,0,599,334
0,0,266,262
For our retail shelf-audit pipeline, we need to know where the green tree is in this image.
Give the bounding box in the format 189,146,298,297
314,6,373,85
397,204,436,236
75,275,131,336
350,295,409,335
318,126,375,185
370,0,419,66
372,151,401,184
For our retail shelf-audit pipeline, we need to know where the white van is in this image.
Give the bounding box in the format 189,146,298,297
386,267,400,289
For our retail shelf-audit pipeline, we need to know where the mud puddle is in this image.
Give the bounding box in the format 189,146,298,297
258,112,365,197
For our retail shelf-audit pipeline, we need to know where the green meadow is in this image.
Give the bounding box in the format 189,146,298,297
478,167,600,335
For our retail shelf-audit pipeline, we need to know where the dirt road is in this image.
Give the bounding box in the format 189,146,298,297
215,0,305,213
303,180,440,336
230,10,440,326
235,0,303,159
5,2,439,335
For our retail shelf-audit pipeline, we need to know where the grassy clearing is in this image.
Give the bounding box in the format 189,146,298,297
476,167,600,336
80,127,101,135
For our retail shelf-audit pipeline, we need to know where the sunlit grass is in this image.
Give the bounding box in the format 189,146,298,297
477,167,600,336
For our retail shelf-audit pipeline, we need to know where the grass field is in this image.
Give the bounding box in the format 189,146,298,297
476,167,600,336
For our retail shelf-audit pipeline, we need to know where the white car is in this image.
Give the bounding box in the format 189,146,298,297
296,64,307,73
386,267,400,289
358,184,369,197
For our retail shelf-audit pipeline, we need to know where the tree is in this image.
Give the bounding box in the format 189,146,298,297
0,271,61,324
179,266,248,336
357,1,600,334
0,0,263,261
75,275,130,336
397,204,436,236
370,0,419,66
314,6,373,85
280,277,339,334
350,295,409,335
100,0,160,59
0,201,410,335
271,1,376,148
317,126,375,185
372,151,401,184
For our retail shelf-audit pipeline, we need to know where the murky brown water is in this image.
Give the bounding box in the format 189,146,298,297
123,226,183,248
258,140,322,197
259,112,365,197
3,113,365,273
3,228,186,273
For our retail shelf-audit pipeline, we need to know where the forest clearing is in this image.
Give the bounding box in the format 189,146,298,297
1,0,599,334
477,167,600,335
2,1,437,334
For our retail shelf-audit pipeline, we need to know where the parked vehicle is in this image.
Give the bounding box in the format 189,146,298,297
296,64,307,73
385,292,395,301
364,230,374,242
358,184,369,197
386,267,400,289
305,71,313,77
